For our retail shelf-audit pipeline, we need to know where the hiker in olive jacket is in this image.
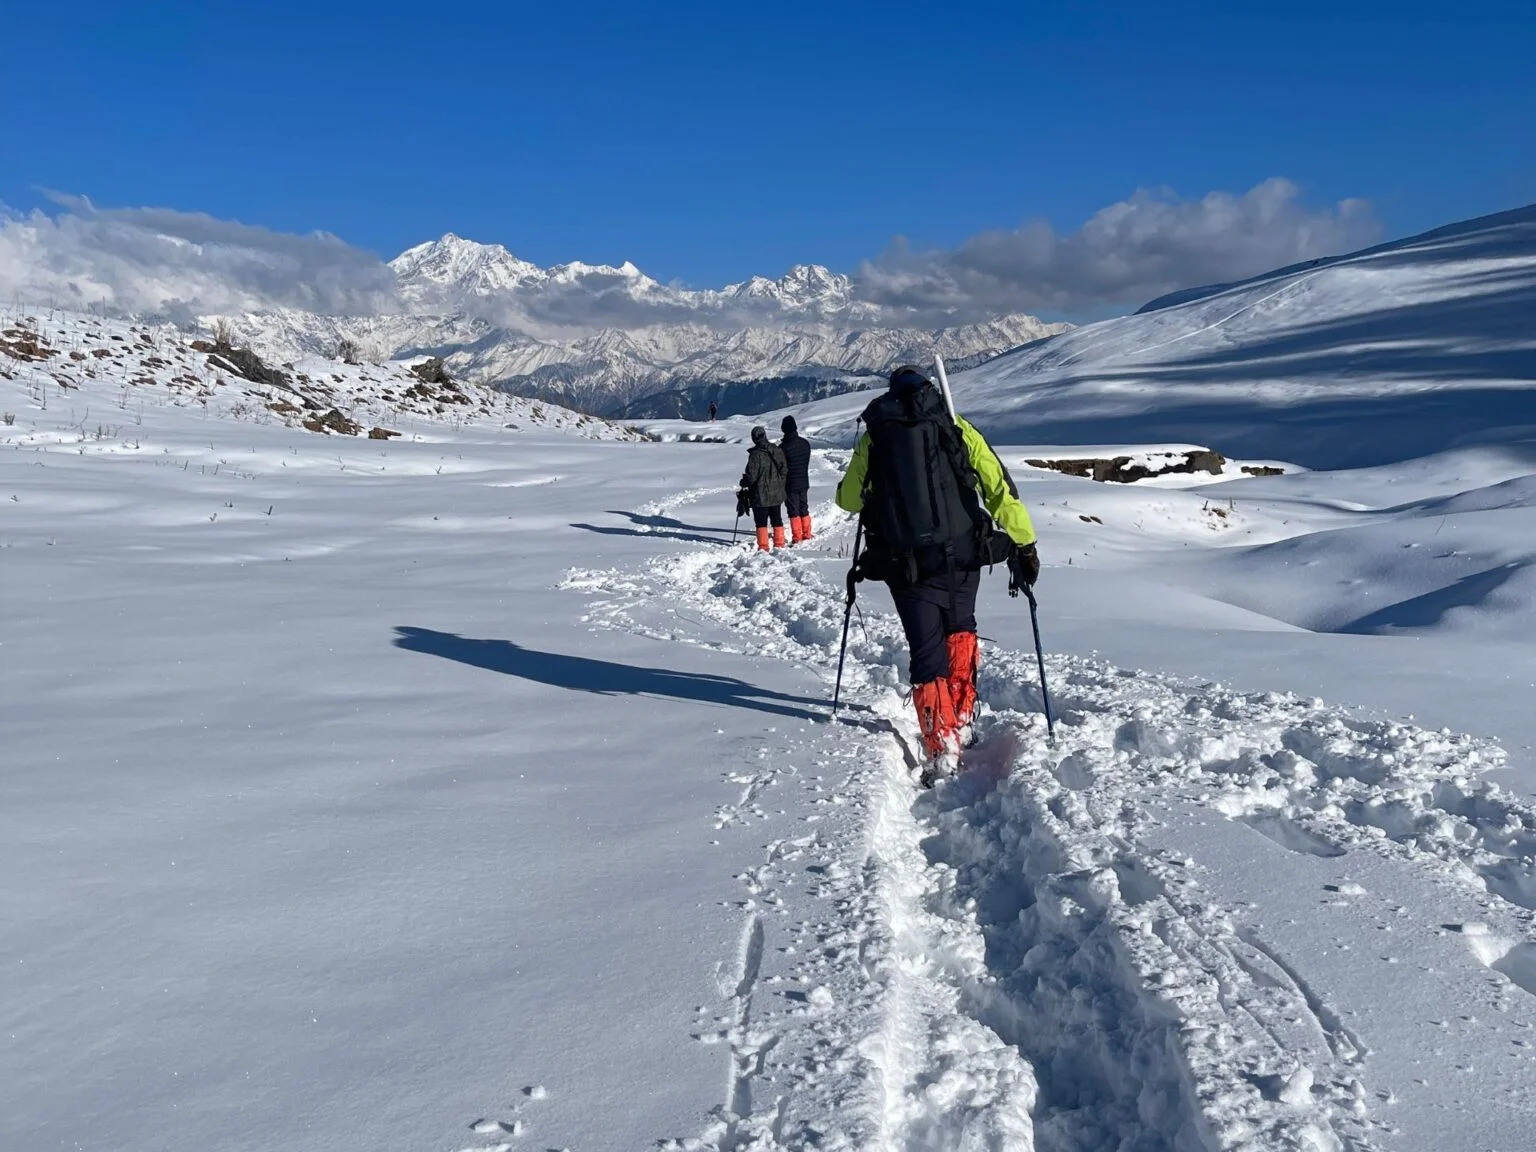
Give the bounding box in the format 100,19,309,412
739,426,789,551
836,366,1039,779
779,415,814,543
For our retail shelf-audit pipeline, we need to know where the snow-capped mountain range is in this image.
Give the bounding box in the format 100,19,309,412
389,233,880,320
215,234,1069,417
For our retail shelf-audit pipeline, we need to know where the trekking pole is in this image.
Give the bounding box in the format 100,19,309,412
831,517,864,718
1023,585,1057,743
731,512,741,546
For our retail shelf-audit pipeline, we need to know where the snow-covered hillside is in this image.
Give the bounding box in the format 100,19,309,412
213,234,1068,417
0,306,641,444
789,204,1536,469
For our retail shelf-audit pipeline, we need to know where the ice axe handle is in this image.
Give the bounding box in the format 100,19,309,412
934,355,958,422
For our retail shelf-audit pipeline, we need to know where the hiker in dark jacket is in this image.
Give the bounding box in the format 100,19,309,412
836,366,1039,781
779,415,813,543
739,426,789,551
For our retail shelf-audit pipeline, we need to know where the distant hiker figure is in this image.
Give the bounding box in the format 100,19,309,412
836,365,1039,782
780,415,813,544
708,401,718,422
739,425,789,551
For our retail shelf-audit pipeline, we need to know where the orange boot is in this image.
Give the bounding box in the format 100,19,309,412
946,631,980,746
912,678,960,777
801,513,813,541
755,527,771,552
773,524,787,549
788,516,804,544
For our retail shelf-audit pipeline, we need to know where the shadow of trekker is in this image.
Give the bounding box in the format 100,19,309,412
606,509,733,535
568,507,739,547
393,626,825,722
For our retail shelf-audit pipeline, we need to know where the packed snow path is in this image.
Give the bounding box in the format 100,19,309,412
571,489,1536,1152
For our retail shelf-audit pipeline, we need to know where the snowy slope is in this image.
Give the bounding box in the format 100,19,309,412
788,204,1536,469
0,306,642,444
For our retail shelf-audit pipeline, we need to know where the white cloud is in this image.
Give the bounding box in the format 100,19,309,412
0,195,399,323
0,181,1383,331
853,178,1382,321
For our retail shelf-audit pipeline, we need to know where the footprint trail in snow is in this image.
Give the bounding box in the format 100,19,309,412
565,489,1536,1152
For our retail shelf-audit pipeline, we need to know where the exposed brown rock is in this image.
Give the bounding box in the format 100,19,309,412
0,328,56,363
1025,449,1228,484
302,408,362,435
205,346,291,391
409,358,452,386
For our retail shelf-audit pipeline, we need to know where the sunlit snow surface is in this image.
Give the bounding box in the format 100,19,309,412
8,204,1536,1152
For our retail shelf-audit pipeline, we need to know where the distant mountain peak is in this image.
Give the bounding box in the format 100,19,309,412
224,234,1071,421
390,233,542,301
722,263,854,311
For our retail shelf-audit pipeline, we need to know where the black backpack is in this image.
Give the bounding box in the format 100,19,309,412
858,384,1010,579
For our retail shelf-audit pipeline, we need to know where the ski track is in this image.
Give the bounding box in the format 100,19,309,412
564,487,1531,1152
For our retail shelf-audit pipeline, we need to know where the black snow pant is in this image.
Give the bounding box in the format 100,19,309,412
889,568,980,685
752,505,784,528
785,489,809,518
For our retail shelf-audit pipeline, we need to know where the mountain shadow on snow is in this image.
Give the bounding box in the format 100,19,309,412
393,626,825,720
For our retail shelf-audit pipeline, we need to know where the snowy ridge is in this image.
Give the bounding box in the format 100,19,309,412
442,314,1063,418
567,484,1536,1151
388,234,871,319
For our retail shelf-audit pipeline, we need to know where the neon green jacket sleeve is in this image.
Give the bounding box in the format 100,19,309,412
959,417,1037,547
835,432,871,513
834,419,1037,547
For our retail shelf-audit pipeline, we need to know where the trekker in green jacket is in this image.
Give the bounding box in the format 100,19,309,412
836,365,1039,781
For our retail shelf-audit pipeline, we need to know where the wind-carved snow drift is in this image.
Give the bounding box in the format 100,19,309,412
214,234,1068,418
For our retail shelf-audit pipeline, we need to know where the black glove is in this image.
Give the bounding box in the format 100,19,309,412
1007,542,1040,597
735,489,750,517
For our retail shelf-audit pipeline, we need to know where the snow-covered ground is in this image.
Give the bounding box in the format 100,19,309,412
8,204,1536,1152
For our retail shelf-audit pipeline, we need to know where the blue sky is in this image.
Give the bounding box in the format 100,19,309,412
3,0,1533,304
